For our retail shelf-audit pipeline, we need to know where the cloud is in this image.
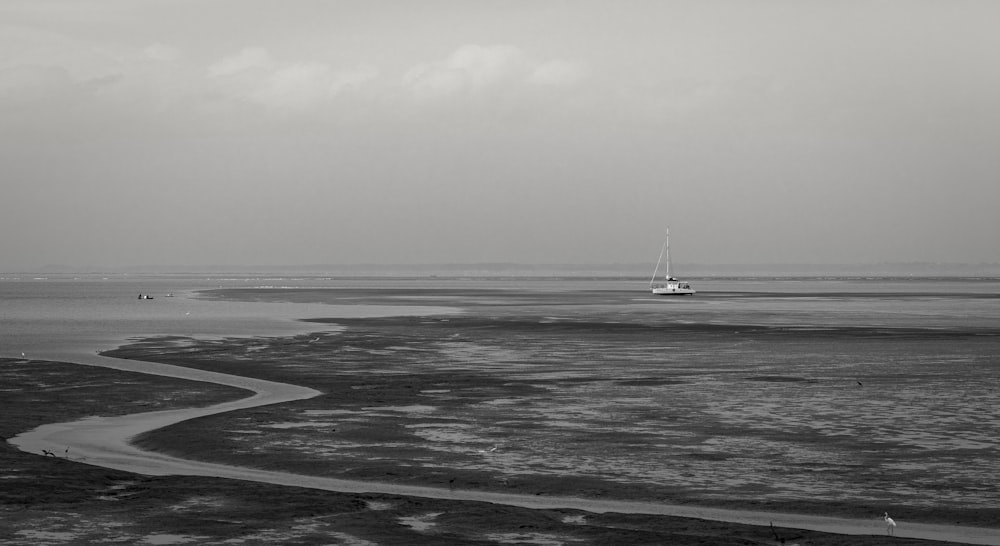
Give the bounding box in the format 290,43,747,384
528,60,589,86
207,48,377,111
402,44,588,99
252,62,377,110
448,44,527,86
0,31,195,119
144,43,180,62
207,47,272,77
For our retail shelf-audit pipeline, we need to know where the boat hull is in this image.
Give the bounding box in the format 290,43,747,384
651,282,695,296
651,287,696,296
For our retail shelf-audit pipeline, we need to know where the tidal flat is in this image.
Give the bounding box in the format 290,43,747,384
3,280,999,544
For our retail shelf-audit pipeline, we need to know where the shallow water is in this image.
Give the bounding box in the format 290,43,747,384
0,274,452,362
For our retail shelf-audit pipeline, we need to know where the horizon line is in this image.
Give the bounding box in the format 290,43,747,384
6,261,1000,276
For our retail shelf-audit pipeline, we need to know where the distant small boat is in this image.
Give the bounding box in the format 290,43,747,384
650,228,695,296
138,294,154,300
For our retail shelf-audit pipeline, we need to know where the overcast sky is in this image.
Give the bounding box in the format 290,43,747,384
2,1,998,269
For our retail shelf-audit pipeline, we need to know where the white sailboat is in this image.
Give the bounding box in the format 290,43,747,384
650,228,695,295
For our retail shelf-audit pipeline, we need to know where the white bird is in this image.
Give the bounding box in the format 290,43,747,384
884,512,896,536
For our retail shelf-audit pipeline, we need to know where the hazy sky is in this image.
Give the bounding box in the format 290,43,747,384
2,1,999,269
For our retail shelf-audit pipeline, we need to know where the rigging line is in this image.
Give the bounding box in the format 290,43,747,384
650,240,667,286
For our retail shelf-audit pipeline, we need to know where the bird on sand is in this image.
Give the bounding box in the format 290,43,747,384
884,512,897,535
770,521,802,544
770,521,784,544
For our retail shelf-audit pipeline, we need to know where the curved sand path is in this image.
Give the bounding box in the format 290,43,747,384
11,355,1000,545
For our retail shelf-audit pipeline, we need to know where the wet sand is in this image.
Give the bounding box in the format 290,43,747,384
9,348,1000,545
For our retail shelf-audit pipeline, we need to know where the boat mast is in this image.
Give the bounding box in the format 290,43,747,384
664,228,673,280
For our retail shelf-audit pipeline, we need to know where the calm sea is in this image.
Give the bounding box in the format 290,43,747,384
0,274,447,364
